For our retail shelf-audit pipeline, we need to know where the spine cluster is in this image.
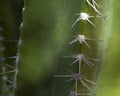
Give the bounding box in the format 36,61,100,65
0,6,24,96
55,0,104,96
0,28,20,95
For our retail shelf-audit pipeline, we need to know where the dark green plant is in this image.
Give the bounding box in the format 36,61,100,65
0,0,23,95
18,0,102,96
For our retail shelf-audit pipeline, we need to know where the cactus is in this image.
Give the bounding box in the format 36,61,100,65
17,0,103,96
0,0,23,95
54,0,104,96
96,0,120,96
0,0,120,96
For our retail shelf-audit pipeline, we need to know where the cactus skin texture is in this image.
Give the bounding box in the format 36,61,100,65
17,0,101,96
96,0,120,96
17,0,84,96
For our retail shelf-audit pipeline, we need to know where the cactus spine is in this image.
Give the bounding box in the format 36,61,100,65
55,0,104,96
0,0,23,95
